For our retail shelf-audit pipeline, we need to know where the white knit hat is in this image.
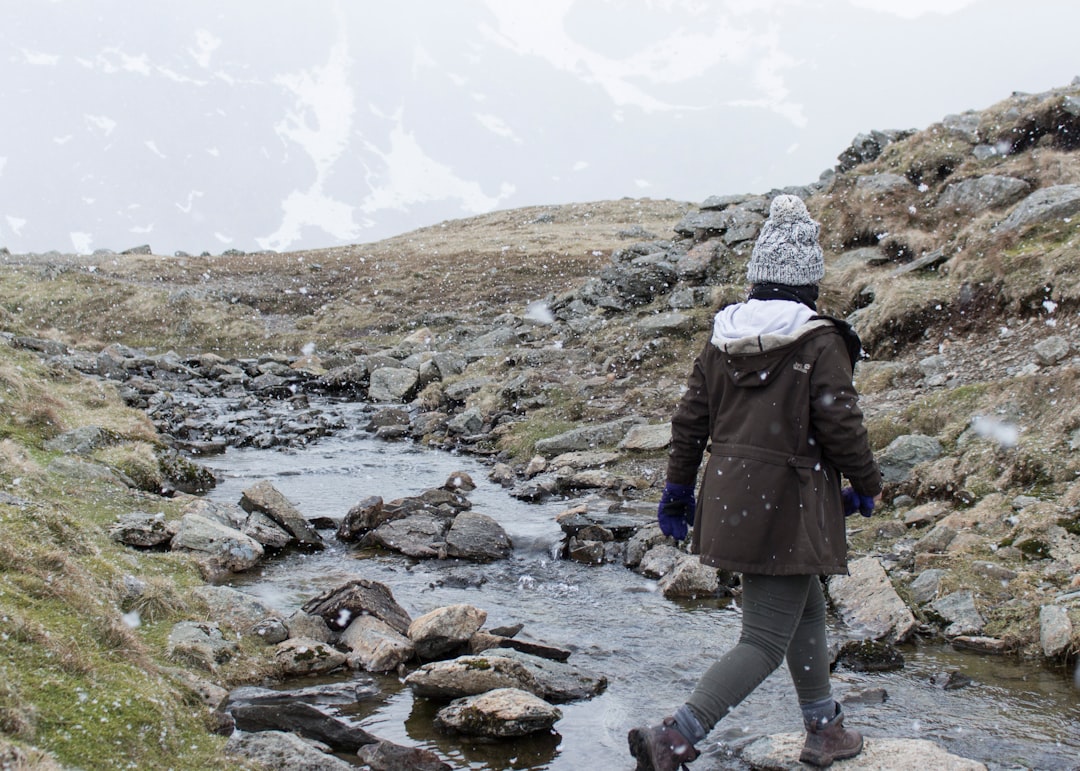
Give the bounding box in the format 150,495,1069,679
745,195,824,286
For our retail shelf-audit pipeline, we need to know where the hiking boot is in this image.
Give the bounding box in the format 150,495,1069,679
799,705,863,767
627,716,699,771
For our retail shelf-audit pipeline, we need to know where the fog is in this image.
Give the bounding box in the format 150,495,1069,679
1,0,1077,256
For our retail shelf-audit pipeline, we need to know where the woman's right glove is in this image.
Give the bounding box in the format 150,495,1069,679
658,481,696,540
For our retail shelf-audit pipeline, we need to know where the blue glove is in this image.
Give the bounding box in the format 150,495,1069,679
841,487,875,517
658,481,696,540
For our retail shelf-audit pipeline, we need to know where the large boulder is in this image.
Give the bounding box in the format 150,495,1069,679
740,734,986,770
368,366,420,403
341,616,415,672
827,557,918,643
167,621,237,670
240,480,325,549
273,638,347,677
405,649,605,703
534,417,644,456
225,730,355,771
302,578,413,634
433,688,562,738
408,604,487,660
170,514,264,572
996,184,1080,233
191,585,284,639
368,513,452,559
444,511,512,562
356,741,451,771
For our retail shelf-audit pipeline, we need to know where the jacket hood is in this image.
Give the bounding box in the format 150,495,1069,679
711,299,833,388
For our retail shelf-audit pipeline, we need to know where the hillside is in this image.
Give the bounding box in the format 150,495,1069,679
2,79,1080,768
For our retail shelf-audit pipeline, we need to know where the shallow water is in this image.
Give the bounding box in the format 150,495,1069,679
203,402,1080,770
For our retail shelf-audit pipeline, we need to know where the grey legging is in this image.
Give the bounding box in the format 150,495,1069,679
685,573,832,730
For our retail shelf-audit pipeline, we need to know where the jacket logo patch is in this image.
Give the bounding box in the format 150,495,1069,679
793,362,812,374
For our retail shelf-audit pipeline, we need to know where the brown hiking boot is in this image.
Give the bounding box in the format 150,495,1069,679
799,705,863,767
627,716,699,771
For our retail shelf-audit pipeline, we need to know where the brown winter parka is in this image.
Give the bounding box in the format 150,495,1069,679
667,317,881,576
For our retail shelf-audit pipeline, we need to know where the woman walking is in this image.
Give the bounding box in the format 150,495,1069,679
628,194,882,770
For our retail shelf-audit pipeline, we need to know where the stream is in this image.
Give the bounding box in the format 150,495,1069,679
202,400,1080,770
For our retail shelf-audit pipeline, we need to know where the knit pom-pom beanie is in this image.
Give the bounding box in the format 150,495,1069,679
745,194,824,286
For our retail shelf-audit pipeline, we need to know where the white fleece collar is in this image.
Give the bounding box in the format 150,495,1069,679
711,299,819,352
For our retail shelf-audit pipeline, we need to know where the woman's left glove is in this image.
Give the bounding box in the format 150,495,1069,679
658,481,696,540
841,486,875,517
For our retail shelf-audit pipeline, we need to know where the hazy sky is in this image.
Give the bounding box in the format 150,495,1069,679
1,0,1078,256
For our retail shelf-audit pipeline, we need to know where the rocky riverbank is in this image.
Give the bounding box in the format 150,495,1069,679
3,78,1080,769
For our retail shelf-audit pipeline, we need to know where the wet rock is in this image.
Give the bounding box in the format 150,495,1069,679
950,636,1012,654
659,554,719,599
434,688,561,738
408,604,488,660
468,632,572,662
225,730,355,771
273,637,347,676
242,510,294,549
555,504,650,540
302,578,413,635
405,648,605,703
841,687,888,705
369,513,451,559
445,511,512,562
285,610,333,643
167,621,237,670
336,495,387,542
240,480,325,550
740,734,986,770
228,680,380,708
929,590,985,638
110,510,174,547
637,544,684,579
251,618,289,645
930,670,973,690
444,470,476,492
342,615,415,672
366,407,410,432
228,701,376,752
356,741,451,771
835,639,905,672
171,513,264,572
446,407,484,436
624,523,668,569
827,557,919,643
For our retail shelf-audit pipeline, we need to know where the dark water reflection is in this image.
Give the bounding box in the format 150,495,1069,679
203,403,1080,770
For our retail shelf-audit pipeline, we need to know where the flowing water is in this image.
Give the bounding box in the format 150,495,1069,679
203,401,1080,770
